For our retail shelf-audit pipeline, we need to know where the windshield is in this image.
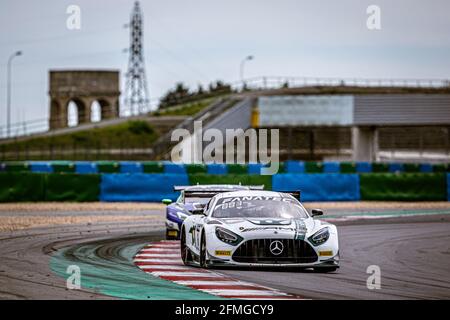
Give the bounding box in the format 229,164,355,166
212,197,309,219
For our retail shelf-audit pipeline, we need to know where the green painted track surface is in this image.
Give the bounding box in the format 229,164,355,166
50,236,219,300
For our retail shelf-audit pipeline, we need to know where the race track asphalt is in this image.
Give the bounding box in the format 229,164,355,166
0,212,449,299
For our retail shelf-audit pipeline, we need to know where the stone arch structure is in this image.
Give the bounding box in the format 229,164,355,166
49,70,120,130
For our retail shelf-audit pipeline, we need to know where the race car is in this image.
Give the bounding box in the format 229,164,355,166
163,184,263,240
180,190,339,272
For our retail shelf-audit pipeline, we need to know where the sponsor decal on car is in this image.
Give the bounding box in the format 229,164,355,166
215,250,232,256
167,230,178,237
240,226,296,232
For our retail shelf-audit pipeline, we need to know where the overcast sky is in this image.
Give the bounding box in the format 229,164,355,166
0,0,449,130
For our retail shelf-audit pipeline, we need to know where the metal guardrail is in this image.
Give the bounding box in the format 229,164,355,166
231,76,450,91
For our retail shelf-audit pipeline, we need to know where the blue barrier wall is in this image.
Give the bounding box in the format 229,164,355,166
356,162,372,173
248,163,264,174
164,163,187,174
323,162,340,173
75,162,98,174
272,173,360,201
30,162,53,173
207,164,228,175
420,164,433,173
100,173,189,202
389,163,404,173
285,161,305,173
120,162,143,173
447,174,450,201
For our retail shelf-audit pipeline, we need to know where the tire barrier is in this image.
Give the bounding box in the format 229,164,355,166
142,161,164,173
30,162,53,173
45,173,100,202
3,162,30,172
163,163,187,174
185,164,207,174
339,162,357,174
1,160,449,202
247,163,285,174
447,174,450,201
272,174,360,201
372,163,390,173
100,173,189,202
97,161,120,173
433,164,449,173
285,161,305,173
360,173,447,201
120,162,143,174
206,163,228,174
388,163,404,173
356,162,372,173
323,162,340,173
1,161,449,174
75,162,98,174
227,164,248,174
305,162,323,173
52,161,75,173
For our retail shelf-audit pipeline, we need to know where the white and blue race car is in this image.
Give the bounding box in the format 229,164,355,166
180,190,339,272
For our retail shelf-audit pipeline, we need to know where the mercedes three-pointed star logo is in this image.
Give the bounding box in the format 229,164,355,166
269,240,284,256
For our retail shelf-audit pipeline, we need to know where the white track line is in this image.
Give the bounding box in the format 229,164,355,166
136,253,180,258
140,248,179,252
137,265,192,270
134,258,183,263
202,289,287,296
174,280,255,286
150,271,222,278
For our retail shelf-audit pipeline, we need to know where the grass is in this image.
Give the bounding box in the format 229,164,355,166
152,98,213,116
1,120,159,152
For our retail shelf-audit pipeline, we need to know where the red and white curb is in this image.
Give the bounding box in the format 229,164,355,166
133,240,302,300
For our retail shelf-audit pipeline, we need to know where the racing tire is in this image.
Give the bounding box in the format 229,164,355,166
199,232,209,269
180,228,190,265
314,267,338,273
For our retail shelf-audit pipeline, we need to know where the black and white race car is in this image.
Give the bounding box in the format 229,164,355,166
180,190,339,272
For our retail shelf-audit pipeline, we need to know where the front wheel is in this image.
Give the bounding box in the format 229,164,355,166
199,233,209,268
180,228,189,265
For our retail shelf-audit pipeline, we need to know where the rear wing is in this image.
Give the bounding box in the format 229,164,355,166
173,185,265,193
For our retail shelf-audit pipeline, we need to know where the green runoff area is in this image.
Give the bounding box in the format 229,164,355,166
50,241,219,300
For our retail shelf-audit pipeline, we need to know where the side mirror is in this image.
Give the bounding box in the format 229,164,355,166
162,199,172,205
311,209,323,217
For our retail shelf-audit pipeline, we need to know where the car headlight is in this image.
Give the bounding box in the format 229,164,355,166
308,227,330,246
176,212,188,221
215,227,243,246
